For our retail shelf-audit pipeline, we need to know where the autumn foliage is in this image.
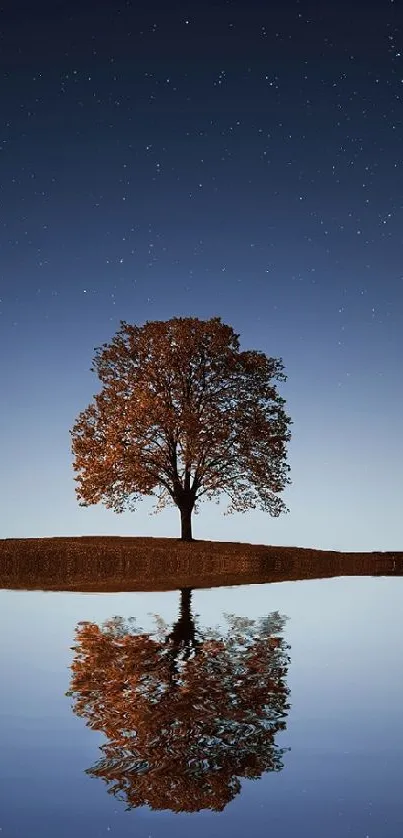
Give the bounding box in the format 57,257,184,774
70,317,292,539
67,592,290,813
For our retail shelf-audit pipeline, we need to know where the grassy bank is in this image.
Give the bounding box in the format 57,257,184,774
0,536,402,592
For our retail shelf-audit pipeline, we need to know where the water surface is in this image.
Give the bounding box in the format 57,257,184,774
1,575,403,836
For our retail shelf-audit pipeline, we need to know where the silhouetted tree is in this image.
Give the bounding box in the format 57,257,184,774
67,594,290,813
70,317,292,540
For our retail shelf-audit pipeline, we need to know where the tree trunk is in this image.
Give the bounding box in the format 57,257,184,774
179,505,193,541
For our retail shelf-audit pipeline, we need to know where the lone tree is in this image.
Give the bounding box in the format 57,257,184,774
71,316,292,540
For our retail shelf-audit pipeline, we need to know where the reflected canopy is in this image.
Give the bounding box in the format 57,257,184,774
67,589,291,813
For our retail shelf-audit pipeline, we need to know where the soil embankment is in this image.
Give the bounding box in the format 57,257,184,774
0,536,402,592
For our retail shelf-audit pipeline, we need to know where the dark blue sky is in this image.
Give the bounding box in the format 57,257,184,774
1,0,401,549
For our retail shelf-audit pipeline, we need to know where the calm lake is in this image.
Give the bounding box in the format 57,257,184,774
1,574,403,837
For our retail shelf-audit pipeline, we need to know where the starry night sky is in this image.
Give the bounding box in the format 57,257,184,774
1,0,401,550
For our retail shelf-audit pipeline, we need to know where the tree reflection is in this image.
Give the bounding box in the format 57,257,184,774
67,589,290,813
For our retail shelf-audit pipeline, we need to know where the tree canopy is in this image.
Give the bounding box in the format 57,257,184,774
67,593,290,813
71,316,292,539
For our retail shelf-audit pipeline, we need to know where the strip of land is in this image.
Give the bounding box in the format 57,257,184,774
0,536,401,592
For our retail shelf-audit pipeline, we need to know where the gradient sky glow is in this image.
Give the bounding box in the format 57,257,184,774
1,0,402,550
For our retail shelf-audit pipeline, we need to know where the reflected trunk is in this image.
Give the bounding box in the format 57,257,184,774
166,588,199,681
